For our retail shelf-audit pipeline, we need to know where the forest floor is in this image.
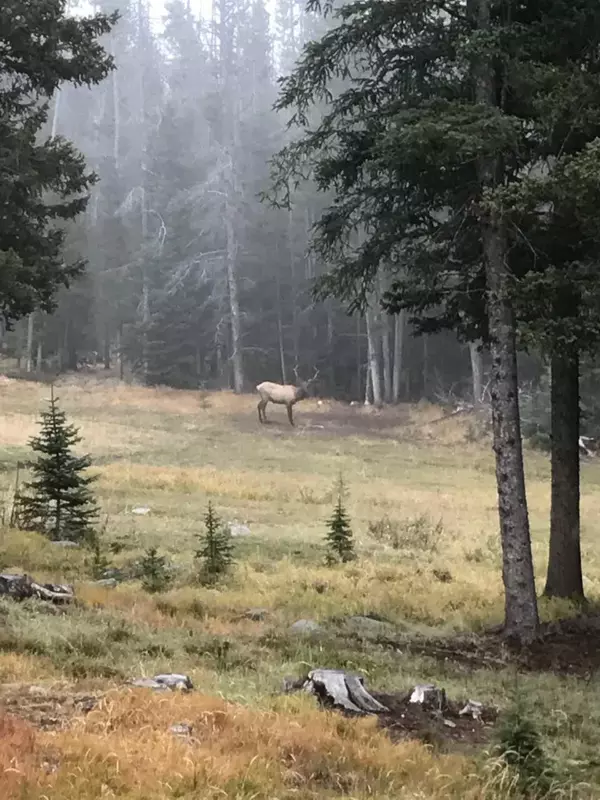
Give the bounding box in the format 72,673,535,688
1,373,600,798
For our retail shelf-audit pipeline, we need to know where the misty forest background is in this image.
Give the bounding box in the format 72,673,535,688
1,0,594,434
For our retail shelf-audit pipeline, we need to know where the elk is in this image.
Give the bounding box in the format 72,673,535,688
256,367,319,426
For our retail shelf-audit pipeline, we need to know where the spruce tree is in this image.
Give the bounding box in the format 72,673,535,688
139,547,173,593
195,501,234,584
0,1,118,327
325,476,355,564
16,387,99,542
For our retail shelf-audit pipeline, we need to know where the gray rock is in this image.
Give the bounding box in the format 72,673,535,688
52,540,80,548
290,619,321,635
129,678,170,691
170,723,193,737
129,673,193,692
153,673,194,691
229,523,251,537
95,578,117,588
244,608,269,621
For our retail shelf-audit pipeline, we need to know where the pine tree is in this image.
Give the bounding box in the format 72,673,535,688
86,527,111,580
16,386,99,542
325,476,355,564
139,547,173,593
195,501,234,584
0,0,118,328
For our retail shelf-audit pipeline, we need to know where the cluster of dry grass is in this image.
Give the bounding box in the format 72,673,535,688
1,374,600,798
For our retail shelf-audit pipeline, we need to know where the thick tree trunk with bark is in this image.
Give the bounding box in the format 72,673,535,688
475,0,538,642
483,216,539,641
545,349,584,600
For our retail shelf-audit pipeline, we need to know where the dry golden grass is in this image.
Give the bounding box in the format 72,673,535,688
0,689,521,800
2,375,600,798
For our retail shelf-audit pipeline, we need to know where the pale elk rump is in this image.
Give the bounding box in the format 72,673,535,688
256,367,319,426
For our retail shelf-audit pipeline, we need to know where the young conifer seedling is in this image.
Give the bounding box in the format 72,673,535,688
325,474,355,564
195,501,234,584
16,386,99,543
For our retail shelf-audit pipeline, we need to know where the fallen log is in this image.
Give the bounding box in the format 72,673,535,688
0,573,74,604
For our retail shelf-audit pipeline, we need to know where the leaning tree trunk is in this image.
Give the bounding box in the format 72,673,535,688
475,0,538,642
545,348,584,601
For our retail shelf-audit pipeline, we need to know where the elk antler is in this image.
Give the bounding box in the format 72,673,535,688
308,367,320,383
293,365,300,383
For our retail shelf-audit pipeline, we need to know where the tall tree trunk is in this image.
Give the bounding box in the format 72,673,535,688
356,315,362,400
140,194,150,383
365,307,382,407
382,316,392,403
364,357,371,405
225,194,243,393
470,340,484,406
25,313,34,373
288,207,300,369
545,349,584,600
476,0,538,641
392,310,406,403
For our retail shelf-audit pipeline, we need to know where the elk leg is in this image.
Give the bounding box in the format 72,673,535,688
287,404,295,426
258,400,266,424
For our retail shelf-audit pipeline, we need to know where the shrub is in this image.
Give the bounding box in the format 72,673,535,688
496,695,553,797
368,513,443,552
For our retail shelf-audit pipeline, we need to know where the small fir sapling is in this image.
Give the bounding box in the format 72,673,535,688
139,547,173,593
325,474,355,564
195,501,234,584
15,386,99,543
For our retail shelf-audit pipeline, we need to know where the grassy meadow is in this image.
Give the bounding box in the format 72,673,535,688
1,374,600,798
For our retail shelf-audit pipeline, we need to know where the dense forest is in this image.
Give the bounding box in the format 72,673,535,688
0,0,538,405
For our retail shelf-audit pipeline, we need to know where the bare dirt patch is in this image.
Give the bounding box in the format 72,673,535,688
373,691,497,749
403,615,600,679
233,403,414,439
0,683,100,731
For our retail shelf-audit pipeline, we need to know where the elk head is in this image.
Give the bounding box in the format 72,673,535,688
293,366,319,400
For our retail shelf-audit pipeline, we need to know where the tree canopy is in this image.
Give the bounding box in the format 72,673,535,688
0,0,118,325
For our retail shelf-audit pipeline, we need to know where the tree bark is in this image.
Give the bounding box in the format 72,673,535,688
392,310,406,403
225,193,244,393
469,340,484,406
476,0,538,642
25,313,34,373
545,349,584,600
365,307,382,407
382,316,392,403
483,214,539,641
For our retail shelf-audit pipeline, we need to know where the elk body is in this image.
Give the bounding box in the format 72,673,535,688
256,369,319,426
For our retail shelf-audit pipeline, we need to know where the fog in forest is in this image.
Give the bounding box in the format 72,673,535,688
2,0,544,404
